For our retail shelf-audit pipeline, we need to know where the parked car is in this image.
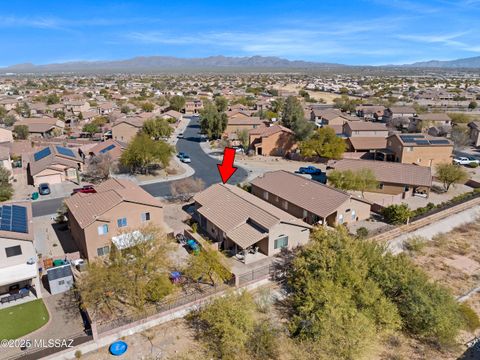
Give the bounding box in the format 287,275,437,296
177,133,184,139
177,152,187,158
180,155,191,163
234,146,245,154
72,185,96,195
38,183,51,195
297,166,322,175
453,157,480,166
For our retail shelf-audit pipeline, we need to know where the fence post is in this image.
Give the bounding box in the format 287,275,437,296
90,321,99,341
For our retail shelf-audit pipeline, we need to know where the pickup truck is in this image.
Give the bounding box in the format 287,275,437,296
297,166,322,175
453,157,480,166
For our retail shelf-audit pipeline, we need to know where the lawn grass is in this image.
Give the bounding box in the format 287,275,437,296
0,299,49,340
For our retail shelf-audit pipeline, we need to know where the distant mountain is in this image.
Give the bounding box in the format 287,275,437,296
404,56,480,69
0,55,346,73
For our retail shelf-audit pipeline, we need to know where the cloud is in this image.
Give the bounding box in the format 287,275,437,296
0,16,62,29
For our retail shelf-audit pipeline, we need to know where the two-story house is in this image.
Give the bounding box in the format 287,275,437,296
64,178,166,260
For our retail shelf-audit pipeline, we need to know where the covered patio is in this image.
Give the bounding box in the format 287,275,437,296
0,262,41,309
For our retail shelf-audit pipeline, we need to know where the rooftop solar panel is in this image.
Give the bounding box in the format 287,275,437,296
33,147,51,162
99,144,116,154
429,140,450,145
56,146,75,158
0,205,28,234
415,140,430,145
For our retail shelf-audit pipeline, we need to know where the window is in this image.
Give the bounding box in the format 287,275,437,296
117,217,127,228
5,245,22,257
263,191,269,200
378,183,384,189
283,200,288,210
97,246,110,256
141,212,151,222
338,214,344,224
97,224,108,235
303,209,308,218
404,185,410,192
274,236,288,249
58,280,65,285
407,146,414,152
351,210,356,221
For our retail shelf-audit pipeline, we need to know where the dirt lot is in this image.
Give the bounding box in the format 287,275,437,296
277,83,358,104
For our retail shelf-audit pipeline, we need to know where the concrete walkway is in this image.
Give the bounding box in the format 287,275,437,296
386,205,480,254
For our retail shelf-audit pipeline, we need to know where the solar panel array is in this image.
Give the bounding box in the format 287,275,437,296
0,205,28,233
33,147,51,162
56,146,75,158
399,135,450,146
99,144,116,154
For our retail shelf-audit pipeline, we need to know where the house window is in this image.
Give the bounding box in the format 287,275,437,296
274,236,289,249
117,217,127,228
263,191,269,200
283,200,288,210
338,214,344,224
97,224,108,235
58,280,65,285
404,185,410,192
141,212,151,222
303,209,308,218
378,183,384,189
351,210,356,221
5,245,22,257
407,146,414,152
97,245,110,256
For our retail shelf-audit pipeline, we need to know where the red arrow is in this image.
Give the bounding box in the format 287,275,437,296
217,147,238,183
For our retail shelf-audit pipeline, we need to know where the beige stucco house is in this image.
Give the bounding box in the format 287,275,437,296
65,178,166,261
193,184,311,263
251,171,371,226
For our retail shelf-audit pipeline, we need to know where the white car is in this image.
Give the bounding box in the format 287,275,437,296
453,157,479,165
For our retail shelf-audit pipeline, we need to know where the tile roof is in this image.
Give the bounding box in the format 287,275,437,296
347,137,387,150
28,145,83,176
331,159,432,187
344,121,388,131
194,184,309,247
250,171,353,218
227,116,264,126
417,113,451,122
249,124,293,137
65,178,162,229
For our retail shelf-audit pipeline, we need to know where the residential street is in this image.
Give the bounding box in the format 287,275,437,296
31,117,248,217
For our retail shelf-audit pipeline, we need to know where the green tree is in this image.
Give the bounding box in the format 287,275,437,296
333,95,362,113
214,96,228,112
0,166,13,201
142,117,173,140
120,133,174,174
141,102,155,112
436,162,468,191
469,101,478,110
382,203,412,224
271,98,284,114
184,246,231,286
237,129,249,149
199,100,228,139
82,123,99,136
169,95,186,112
1,114,16,127
281,96,304,129
13,124,29,140
76,225,174,316
46,94,60,105
191,292,255,360
299,127,345,159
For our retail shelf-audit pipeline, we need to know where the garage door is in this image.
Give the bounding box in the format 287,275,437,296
34,173,63,186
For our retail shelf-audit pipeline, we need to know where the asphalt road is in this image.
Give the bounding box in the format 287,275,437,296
31,117,248,217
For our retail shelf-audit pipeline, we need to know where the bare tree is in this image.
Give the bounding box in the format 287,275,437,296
170,177,205,201
83,153,112,183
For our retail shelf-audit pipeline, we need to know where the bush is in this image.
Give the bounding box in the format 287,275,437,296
403,236,427,253
382,204,412,224
459,302,480,332
356,227,369,239
469,162,479,168
191,222,198,233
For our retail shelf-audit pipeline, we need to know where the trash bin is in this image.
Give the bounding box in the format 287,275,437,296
31,192,39,200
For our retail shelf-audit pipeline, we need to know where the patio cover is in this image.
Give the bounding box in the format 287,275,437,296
0,263,38,287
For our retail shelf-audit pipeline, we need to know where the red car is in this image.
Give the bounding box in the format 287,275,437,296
72,185,96,195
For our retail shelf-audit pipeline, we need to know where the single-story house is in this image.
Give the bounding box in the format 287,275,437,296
193,184,311,263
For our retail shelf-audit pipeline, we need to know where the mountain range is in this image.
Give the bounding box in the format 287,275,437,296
2,55,480,73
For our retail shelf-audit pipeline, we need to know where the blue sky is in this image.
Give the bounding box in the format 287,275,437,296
2,0,480,66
